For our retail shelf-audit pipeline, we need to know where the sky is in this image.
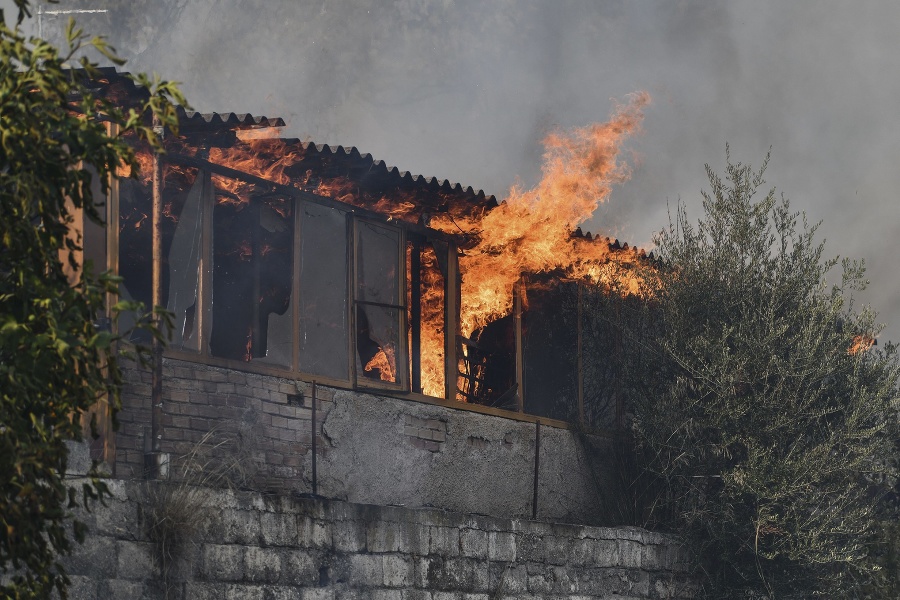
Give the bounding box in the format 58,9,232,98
8,0,900,343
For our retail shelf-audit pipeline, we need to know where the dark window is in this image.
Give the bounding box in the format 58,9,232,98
209,175,294,365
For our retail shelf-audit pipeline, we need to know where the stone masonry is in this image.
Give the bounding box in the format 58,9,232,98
63,479,696,599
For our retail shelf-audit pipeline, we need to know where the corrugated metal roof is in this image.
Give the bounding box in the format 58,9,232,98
177,108,285,132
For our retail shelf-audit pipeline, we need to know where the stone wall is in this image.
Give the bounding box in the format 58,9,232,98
63,479,695,599
116,358,614,524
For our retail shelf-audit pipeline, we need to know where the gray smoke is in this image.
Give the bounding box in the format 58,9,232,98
15,0,900,343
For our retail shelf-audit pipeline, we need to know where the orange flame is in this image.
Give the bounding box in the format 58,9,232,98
849,335,874,355
433,92,650,336
154,94,650,400
364,344,396,382
117,151,155,182
236,127,284,142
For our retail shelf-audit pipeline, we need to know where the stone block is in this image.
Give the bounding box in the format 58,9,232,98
401,591,433,600
471,560,490,593
302,589,336,600
244,546,281,583
514,532,544,563
372,590,404,600
115,541,157,580
65,575,98,600
349,553,384,586
218,508,261,545
382,554,413,588
431,593,462,600
99,579,150,598
334,519,367,553
281,549,319,587
458,528,487,558
225,584,266,600
261,511,299,547
543,535,574,565
183,582,225,600
64,534,117,578
368,520,402,553
298,517,332,548
396,520,428,556
487,531,515,562
618,539,642,568
428,526,459,557
495,564,527,594
201,544,244,582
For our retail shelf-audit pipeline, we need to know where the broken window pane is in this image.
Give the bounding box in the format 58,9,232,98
298,201,349,380
166,169,205,351
118,160,200,344
355,220,403,386
209,176,294,366
522,280,579,422
356,305,401,384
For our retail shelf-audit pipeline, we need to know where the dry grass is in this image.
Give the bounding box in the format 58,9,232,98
142,429,250,597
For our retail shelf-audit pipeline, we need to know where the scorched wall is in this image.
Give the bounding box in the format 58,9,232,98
116,358,615,524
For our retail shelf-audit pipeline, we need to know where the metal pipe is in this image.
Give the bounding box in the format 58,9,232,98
410,239,422,393
150,116,164,479
514,280,525,413
311,380,318,496
532,420,541,519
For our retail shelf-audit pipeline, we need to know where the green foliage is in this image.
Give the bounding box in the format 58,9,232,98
0,2,185,597
624,150,900,598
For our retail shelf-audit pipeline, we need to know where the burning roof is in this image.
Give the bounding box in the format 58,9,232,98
106,67,653,415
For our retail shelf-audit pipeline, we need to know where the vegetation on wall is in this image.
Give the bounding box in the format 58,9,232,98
619,150,900,598
0,1,184,597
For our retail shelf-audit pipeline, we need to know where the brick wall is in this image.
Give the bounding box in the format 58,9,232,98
63,479,696,599
116,358,614,523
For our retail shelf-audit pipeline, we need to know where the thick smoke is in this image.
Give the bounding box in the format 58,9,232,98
18,0,900,343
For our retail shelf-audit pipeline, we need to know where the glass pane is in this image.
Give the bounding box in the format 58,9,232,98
166,169,205,351
209,180,294,366
118,163,200,344
356,305,401,384
523,280,579,422
298,202,349,380
356,221,400,305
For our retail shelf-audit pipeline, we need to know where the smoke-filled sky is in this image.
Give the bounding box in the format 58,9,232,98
9,0,900,342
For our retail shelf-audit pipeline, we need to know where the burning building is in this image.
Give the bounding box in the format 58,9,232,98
76,69,654,522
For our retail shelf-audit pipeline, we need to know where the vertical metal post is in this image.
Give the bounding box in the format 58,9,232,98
198,168,213,356
532,420,541,520
311,380,318,496
150,116,165,478
444,243,459,401
576,283,584,426
514,280,525,413
105,122,119,474
410,238,422,393
250,201,261,359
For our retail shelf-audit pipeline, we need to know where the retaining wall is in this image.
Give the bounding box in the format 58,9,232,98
62,480,696,599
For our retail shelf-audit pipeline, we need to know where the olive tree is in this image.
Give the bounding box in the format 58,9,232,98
624,151,900,598
0,2,184,597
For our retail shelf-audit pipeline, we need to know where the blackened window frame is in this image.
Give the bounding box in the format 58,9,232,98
113,149,626,433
